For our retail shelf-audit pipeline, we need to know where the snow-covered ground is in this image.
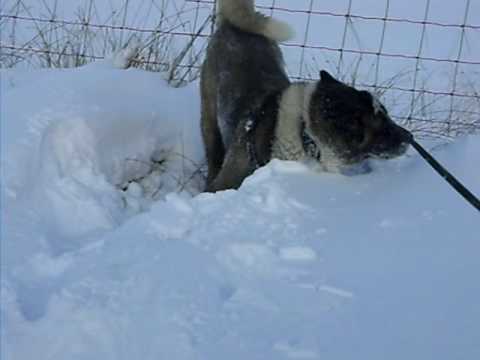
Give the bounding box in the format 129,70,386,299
1,55,479,359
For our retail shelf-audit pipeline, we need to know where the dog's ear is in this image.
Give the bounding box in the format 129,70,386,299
319,70,340,85
358,90,374,107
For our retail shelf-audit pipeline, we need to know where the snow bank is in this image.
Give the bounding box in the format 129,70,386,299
2,62,203,243
1,63,479,360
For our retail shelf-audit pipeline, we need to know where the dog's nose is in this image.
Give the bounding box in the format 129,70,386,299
394,124,414,143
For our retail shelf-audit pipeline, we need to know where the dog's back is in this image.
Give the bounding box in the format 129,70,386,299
201,0,293,188
206,24,288,145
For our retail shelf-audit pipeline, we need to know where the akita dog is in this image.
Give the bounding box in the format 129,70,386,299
201,0,409,192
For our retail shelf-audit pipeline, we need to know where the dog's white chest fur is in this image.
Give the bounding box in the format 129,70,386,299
271,83,316,160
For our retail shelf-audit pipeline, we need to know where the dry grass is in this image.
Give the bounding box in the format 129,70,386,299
0,0,211,85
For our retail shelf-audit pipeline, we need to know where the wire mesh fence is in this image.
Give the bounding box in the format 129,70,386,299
1,0,479,137
0,0,212,84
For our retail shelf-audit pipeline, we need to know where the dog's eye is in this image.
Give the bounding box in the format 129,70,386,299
369,113,384,129
350,115,363,128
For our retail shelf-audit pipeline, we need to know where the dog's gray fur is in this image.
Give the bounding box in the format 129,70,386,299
201,0,409,192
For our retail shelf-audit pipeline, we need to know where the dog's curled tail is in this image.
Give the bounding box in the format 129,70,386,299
217,0,294,42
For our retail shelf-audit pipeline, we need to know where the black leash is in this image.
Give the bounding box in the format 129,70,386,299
399,127,480,212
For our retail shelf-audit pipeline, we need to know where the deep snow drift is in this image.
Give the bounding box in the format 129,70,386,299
1,62,479,360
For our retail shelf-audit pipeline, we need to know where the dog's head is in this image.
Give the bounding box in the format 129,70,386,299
306,70,409,170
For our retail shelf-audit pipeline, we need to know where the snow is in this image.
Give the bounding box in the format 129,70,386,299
2,50,480,360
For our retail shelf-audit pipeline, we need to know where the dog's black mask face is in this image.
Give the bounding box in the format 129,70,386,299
308,70,409,165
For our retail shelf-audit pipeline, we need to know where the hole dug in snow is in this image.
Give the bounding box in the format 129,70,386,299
118,151,207,212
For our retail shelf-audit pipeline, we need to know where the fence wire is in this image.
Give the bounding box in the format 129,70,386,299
1,0,479,137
